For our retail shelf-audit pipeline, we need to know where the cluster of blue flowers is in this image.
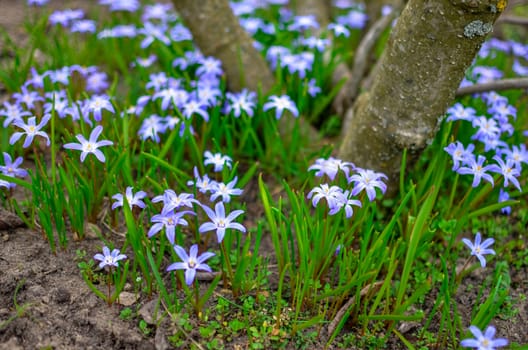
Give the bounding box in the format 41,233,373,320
307,156,387,218
109,150,246,286
444,91,526,215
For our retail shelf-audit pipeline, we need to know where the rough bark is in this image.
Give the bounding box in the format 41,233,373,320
172,0,275,94
338,0,505,188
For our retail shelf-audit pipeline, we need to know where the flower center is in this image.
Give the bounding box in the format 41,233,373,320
188,258,196,268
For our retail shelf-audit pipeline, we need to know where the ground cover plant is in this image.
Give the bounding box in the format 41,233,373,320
0,0,527,349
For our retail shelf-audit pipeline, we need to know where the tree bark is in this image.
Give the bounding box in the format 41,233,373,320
338,0,505,187
172,0,275,94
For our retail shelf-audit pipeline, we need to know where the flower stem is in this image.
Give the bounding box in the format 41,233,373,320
220,240,236,297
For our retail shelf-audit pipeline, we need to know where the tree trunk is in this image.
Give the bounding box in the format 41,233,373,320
172,0,275,94
338,0,505,186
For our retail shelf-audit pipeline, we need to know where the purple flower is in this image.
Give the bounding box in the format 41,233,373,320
148,210,192,245
181,99,209,121
196,56,223,78
279,52,313,78
456,155,495,188
289,15,319,31
86,71,109,93
10,114,51,148
49,9,84,27
307,184,345,211
146,72,169,91
0,101,31,127
88,95,114,122
132,55,157,68
112,187,147,210
167,244,214,285
100,0,140,12
306,78,321,97
299,36,330,52
348,168,388,201
94,246,127,269
71,19,96,33
225,89,256,118
446,103,476,122
12,86,44,110
28,0,50,6
25,67,49,89
0,153,28,189
204,151,232,172
308,156,354,180
63,125,113,163
480,91,508,107
460,325,508,349
210,177,244,203
263,95,299,120
152,190,198,214
336,9,368,29
138,22,171,48
142,3,173,22
444,141,475,171
498,189,511,215
329,190,362,218
199,202,246,243
503,144,528,169
328,23,350,37
462,232,496,268
49,67,71,85
488,155,521,191
187,167,218,194
154,87,188,110
138,114,167,143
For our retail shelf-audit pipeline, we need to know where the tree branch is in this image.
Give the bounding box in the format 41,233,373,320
496,14,528,26
455,78,528,96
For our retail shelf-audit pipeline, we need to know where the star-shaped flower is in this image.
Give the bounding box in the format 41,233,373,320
462,232,496,268
63,125,113,163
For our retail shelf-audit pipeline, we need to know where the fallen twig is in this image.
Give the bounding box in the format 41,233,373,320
324,281,383,341
455,77,528,97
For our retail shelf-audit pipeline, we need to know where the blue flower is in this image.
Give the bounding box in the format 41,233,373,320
0,152,28,188
204,151,232,172
462,232,495,268
111,187,147,210
152,190,198,214
263,95,299,120
348,168,388,201
148,210,193,245
94,246,127,269
167,244,215,285
456,155,495,188
460,325,508,349
199,202,246,243
210,177,243,203
10,115,51,148
63,125,113,163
